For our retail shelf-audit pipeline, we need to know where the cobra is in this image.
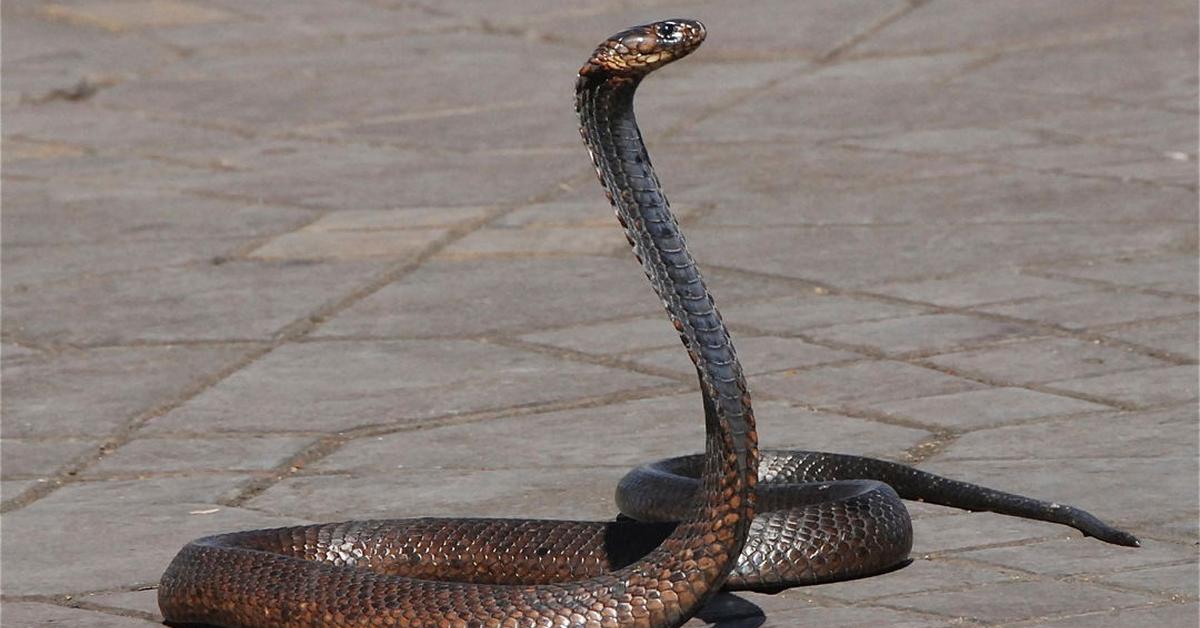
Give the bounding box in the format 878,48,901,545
158,19,1137,628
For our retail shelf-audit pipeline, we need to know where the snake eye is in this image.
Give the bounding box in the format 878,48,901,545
656,22,682,42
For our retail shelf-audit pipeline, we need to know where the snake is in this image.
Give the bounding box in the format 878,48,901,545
158,19,1138,628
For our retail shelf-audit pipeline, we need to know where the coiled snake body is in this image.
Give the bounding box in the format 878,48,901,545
159,20,1137,628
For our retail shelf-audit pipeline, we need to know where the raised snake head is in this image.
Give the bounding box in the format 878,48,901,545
581,19,707,77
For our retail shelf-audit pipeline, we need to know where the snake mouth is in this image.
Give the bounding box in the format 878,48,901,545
585,18,707,75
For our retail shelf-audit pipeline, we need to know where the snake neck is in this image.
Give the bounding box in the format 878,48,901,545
576,68,758,593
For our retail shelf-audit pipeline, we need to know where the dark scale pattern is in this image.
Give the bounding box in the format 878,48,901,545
159,18,1139,628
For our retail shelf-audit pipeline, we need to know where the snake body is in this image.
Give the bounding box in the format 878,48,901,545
158,19,1137,628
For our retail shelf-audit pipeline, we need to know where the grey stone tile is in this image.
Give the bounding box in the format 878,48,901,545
689,603,945,628
3,237,255,286
941,406,1197,461
437,225,629,259
3,260,382,344
805,313,1036,356
1036,603,1200,627
149,339,670,434
313,396,928,475
185,140,584,211
0,603,158,627
2,345,250,438
153,0,444,51
1,340,39,362
1099,316,1198,360
978,291,1198,331
753,360,985,406
809,557,1014,603
926,337,1170,385
962,538,1189,578
1,181,310,246
2,479,39,500
96,33,580,132
248,227,450,262
684,222,1191,288
1044,256,1200,296
697,169,1198,228
1082,158,1199,186
1012,105,1199,155
513,0,910,61
250,467,628,523
844,127,1043,154
88,435,314,475
954,24,1196,105
870,387,1108,431
920,458,1196,525
1094,563,1200,599
1,437,98,478
4,100,249,155
1042,364,1199,408
910,511,1077,555
680,75,1079,147
867,271,1088,308
317,257,796,339
628,336,862,377
856,0,1190,56
0,476,305,595
885,580,1155,624
2,13,169,101
722,295,930,335
521,316,681,356
79,589,162,620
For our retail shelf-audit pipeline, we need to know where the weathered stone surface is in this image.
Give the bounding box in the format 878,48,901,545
0,477,305,595
317,256,796,339
920,458,1197,525
753,360,985,406
1098,316,1199,360
909,511,1080,555
960,538,1188,578
866,270,1087,308
1094,563,1200,599
1042,255,1200,296
885,580,1155,624
248,227,450,261
722,294,930,335
1,437,98,478
684,222,1191,288
0,603,158,627
630,335,862,377
978,290,1198,331
1037,603,1200,628
805,313,1035,356
148,339,672,434
1042,364,1199,408
3,261,382,344
313,396,928,475
926,337,1171,385
250,467,629,523
941,406,1197,460
88,435,314,475
809,557,1014,603
870,387,1108,431
2,345,251,438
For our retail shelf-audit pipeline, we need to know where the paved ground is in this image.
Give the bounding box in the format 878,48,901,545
3,1,1198,626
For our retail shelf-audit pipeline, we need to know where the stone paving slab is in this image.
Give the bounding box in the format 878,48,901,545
2,0,1196,626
